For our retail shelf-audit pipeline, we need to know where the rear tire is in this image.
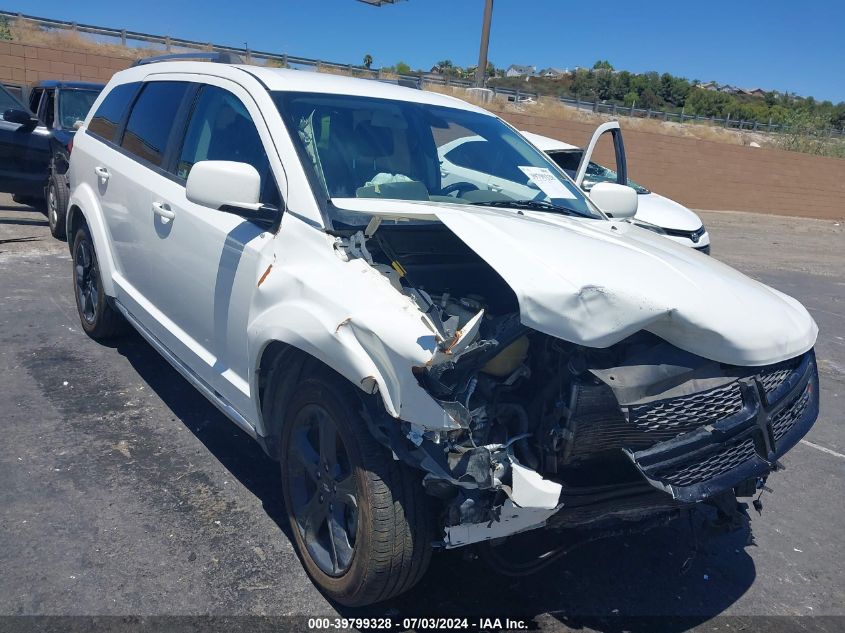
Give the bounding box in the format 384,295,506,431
279,370,432,606
48,172,69,240
72,225,126,340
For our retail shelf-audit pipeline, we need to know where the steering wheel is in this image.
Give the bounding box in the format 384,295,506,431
440,182,480,198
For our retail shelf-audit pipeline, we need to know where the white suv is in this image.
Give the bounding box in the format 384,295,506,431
67,55,820,606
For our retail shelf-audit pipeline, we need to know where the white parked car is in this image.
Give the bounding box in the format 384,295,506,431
521,128,711,253
66,54,818,606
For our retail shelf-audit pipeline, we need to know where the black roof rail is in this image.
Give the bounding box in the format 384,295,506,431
132,51,244,67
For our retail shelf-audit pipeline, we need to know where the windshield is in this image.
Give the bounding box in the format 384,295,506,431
272,91,601,227
547,149,650,194
58,89,101,130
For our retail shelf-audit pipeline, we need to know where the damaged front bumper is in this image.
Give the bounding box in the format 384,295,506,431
626,350,819,503
366,350,819,549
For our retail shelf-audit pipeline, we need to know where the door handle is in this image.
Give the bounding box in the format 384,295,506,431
94,166,109,182
152,201,176,223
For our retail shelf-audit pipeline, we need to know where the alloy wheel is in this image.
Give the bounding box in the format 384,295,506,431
75,238,99,324
286,403,359,576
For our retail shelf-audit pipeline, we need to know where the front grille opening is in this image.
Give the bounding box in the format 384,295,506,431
772,383,811,442
655,436,758,487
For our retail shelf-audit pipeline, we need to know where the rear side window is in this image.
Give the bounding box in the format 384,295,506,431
88,82,139,142
121,81,189,167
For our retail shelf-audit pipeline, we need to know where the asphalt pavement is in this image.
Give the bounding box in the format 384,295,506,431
0,195,843,632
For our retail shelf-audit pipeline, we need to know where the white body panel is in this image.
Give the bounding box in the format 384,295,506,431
337,197,817,367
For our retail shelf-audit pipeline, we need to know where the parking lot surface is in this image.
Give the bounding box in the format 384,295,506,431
1,195,843,630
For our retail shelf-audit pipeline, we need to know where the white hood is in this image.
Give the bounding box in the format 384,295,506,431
636,192,704,232
336,199,818,366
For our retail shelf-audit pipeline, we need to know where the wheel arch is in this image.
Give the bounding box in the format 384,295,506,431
66,183,118,298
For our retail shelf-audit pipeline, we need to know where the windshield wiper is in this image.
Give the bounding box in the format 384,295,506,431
470,199,592,218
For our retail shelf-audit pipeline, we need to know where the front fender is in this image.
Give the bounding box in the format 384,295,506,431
246,213,459,435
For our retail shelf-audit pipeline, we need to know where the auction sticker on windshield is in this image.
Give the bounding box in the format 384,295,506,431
518,166,577,199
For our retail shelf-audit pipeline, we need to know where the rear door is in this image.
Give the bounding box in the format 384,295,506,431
102,80,192,321
0,85,51,197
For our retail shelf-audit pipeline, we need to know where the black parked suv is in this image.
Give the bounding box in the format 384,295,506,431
0,80,103,237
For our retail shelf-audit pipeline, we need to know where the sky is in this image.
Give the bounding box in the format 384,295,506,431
12,0,844,103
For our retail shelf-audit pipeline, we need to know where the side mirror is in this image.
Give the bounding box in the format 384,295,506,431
588,182,638,219
186,160,279,226
3,108,38,127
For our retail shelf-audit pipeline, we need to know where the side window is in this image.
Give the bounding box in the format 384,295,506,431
445,139,525,183
42,89,55,128
0,85,23,112
445,140,495,174
176,85,280,207
548,150,582,177
28,88,44,114
121,81,189,167
88,82,139,142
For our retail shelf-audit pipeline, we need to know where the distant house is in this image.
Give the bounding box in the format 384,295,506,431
745,87,767,98
506,64,536,78
698,81,720,91
539,67,566,78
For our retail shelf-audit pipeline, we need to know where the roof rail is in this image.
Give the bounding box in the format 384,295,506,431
132,51,244,67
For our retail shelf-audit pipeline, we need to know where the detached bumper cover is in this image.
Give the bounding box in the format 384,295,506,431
625,351,819,503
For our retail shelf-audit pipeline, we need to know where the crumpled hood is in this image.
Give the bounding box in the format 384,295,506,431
336,199,818,366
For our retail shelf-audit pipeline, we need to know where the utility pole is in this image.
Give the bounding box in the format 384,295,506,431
475,0,494,87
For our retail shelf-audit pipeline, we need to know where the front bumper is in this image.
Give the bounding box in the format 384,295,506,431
625,350,818,503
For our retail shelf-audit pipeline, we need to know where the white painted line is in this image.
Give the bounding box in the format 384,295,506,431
800,439,845,460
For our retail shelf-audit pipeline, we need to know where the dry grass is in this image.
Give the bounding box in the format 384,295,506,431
424,84,778,148
9,19,157,59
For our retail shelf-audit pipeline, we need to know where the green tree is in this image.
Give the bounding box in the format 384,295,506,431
363,53,373,69
592,59,614,71
395,61,411,75
0,17,11,41
570,68,593,98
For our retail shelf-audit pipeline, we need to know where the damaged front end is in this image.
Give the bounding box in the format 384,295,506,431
337,219,820,549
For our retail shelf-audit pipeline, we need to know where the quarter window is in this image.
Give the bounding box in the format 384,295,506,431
176,85,279,206
121,81,189,167
87,82,139,142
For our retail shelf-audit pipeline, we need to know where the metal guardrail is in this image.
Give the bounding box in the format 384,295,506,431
3,9,843,139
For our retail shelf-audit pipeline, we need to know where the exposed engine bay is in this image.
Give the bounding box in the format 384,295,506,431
335,222,820,549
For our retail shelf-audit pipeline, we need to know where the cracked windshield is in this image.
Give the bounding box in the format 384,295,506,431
274,92,599,225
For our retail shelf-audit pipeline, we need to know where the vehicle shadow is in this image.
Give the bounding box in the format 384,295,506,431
0,203,48,227
109,331,295,543
375,519,757,631
108,330,756,630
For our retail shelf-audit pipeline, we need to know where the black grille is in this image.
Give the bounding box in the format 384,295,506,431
772,384,811,441
757,357,802,398
627,381,743,437
654,437,757,487
564,355,807,473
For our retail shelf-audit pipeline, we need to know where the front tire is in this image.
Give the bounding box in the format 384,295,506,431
72,226,126,340
48,172,69,240
280,371,432,606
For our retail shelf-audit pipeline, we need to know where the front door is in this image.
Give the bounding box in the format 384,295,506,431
0,86,50,197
